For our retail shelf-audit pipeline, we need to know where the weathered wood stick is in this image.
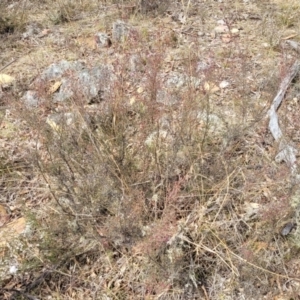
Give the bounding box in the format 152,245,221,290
268,60,300,170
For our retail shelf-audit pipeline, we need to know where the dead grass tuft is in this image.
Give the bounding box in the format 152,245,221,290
1,0,300,299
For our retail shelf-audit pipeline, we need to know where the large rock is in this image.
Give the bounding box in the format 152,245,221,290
22,60,116,107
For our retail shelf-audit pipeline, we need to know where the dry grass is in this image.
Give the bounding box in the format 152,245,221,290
1,0,300,299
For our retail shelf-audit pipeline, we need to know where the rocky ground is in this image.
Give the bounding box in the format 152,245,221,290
1,0,300,299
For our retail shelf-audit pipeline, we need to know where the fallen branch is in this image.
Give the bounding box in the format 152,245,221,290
268,60,300,173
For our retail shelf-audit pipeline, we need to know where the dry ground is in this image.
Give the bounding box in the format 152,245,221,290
1,0,300,299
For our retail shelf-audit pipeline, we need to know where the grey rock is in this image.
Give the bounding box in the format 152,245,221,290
29,60,115,104
47,112,75,127
22,22,42,39
158,115,170,130
197,59,213,72
21,90,43,108
129,54,144,72
37,60,85,83
112,20,130,42
46,111,91,134
165,72,201,89
165,72,186,88
94,32,112,48
145,129,172,148
196,112,225,134
281,222,296,236
155,72,201,106
156,89,180,106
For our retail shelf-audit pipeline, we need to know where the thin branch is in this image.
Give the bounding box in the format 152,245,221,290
0,59,17,72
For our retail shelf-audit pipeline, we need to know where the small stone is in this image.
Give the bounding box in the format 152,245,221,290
214,25,229,33
281,222,296,236
262,42,270,48
94,32,112,48
9,265,18,274
217,19,226,25
219,80,230,89
137,87,144,94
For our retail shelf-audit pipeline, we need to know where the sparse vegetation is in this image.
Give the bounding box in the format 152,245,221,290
1,0,300,299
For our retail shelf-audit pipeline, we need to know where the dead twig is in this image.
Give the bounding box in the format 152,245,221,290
0,59,17,72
